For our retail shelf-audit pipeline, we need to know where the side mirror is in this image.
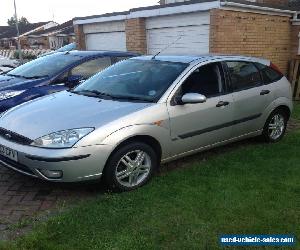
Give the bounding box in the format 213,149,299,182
181,93,207,104
66,75,83,87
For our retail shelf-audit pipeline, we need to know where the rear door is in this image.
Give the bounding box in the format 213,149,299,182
226,61,273,137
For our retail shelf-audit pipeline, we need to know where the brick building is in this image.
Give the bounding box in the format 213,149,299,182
0,22,58,49
26,20,75,50
74,0,300,74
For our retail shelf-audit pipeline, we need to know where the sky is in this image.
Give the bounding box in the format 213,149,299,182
0,0,159,26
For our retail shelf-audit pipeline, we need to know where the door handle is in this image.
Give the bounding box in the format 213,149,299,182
216,101,229,107
260,90,270,95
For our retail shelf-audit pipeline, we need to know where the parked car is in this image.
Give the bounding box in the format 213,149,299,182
0,55,292,191
0,50,138,113
38,43,77,58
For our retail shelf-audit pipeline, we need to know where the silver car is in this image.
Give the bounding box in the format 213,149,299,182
0,55,293,191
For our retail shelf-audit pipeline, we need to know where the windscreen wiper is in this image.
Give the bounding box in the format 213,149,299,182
108,95,153,103
24,75,49,79
70,89,114,99
70,90,153,102
6,73,23,77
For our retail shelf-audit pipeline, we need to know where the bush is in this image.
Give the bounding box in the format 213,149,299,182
13,51,37,60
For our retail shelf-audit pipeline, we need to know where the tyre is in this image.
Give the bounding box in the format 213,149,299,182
103,142,158,192
262,109,288,143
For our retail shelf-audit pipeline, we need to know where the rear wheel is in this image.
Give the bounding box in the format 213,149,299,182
104,142,158,192
262,109,288,143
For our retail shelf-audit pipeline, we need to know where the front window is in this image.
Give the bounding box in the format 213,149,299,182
7,53,82,79
181,62,225,98
73,59,188,102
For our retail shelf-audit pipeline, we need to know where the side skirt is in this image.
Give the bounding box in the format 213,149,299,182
161,130,262,164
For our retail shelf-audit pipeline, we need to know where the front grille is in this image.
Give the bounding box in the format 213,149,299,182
0,128,33,145
0,155,36,176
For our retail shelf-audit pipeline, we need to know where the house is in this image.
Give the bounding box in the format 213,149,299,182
26,20,75,50
73,0,300,74
0,21,58,49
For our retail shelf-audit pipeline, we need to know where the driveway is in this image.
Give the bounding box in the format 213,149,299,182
0,166,102,240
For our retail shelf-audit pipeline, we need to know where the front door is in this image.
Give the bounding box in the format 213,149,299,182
167,62,234,156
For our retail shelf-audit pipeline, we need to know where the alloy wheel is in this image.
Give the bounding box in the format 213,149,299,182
268,114,285,140
115,150,152,188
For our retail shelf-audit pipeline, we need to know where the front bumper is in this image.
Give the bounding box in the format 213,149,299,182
0,136,114,182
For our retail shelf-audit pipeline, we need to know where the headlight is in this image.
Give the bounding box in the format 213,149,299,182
31,128,94,148
0,90,25,101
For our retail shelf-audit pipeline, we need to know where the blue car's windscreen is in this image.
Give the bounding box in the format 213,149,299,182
74,59,188,102
7,53,82,79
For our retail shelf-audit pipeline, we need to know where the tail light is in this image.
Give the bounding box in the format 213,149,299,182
270,62,283,75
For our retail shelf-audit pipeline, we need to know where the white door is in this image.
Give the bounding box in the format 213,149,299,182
85,32,126,51
146,12,210,55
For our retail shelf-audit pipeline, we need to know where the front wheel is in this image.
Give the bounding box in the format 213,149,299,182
262,109,288,143
103,142,158,192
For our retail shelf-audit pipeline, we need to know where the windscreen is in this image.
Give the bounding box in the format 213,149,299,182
74,59,188,102
7,53,82,79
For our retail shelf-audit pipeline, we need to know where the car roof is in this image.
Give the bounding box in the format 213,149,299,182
55,50,140,58
132,54,270,65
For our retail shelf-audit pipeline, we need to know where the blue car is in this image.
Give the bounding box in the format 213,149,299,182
0,51,138,113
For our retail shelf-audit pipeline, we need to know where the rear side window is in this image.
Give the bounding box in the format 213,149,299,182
71,57,111,79
112,56,130,64
255,63,283,84
226,61,262,91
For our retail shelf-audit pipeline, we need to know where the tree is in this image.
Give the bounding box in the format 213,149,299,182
7,16,29,27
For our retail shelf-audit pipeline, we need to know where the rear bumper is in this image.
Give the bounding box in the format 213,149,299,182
0,136,114,182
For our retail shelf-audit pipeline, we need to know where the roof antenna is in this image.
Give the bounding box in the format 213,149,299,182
151,35,183,60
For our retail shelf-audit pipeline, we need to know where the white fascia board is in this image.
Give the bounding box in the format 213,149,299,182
74,14,127,25
129,1,219,18
73,1,219,25
220,2,296,17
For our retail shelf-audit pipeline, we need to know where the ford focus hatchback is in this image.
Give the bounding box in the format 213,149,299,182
0,55,292,191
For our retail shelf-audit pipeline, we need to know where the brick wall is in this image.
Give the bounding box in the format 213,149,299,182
125,18,147,54
210,9,291,74
74,24,86,50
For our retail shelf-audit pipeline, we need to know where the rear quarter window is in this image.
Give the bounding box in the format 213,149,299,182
255,63,283,84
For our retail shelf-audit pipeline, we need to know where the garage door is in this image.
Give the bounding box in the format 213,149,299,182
146,12,210,55
85,32,126,51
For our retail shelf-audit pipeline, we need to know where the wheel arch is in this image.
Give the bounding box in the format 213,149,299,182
272,105,291,119
104,135,163,171
264,97,293,123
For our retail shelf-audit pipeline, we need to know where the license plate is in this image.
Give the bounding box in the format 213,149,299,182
0,144,18,162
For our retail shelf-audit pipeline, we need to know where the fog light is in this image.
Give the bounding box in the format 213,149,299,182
38,169,63,179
